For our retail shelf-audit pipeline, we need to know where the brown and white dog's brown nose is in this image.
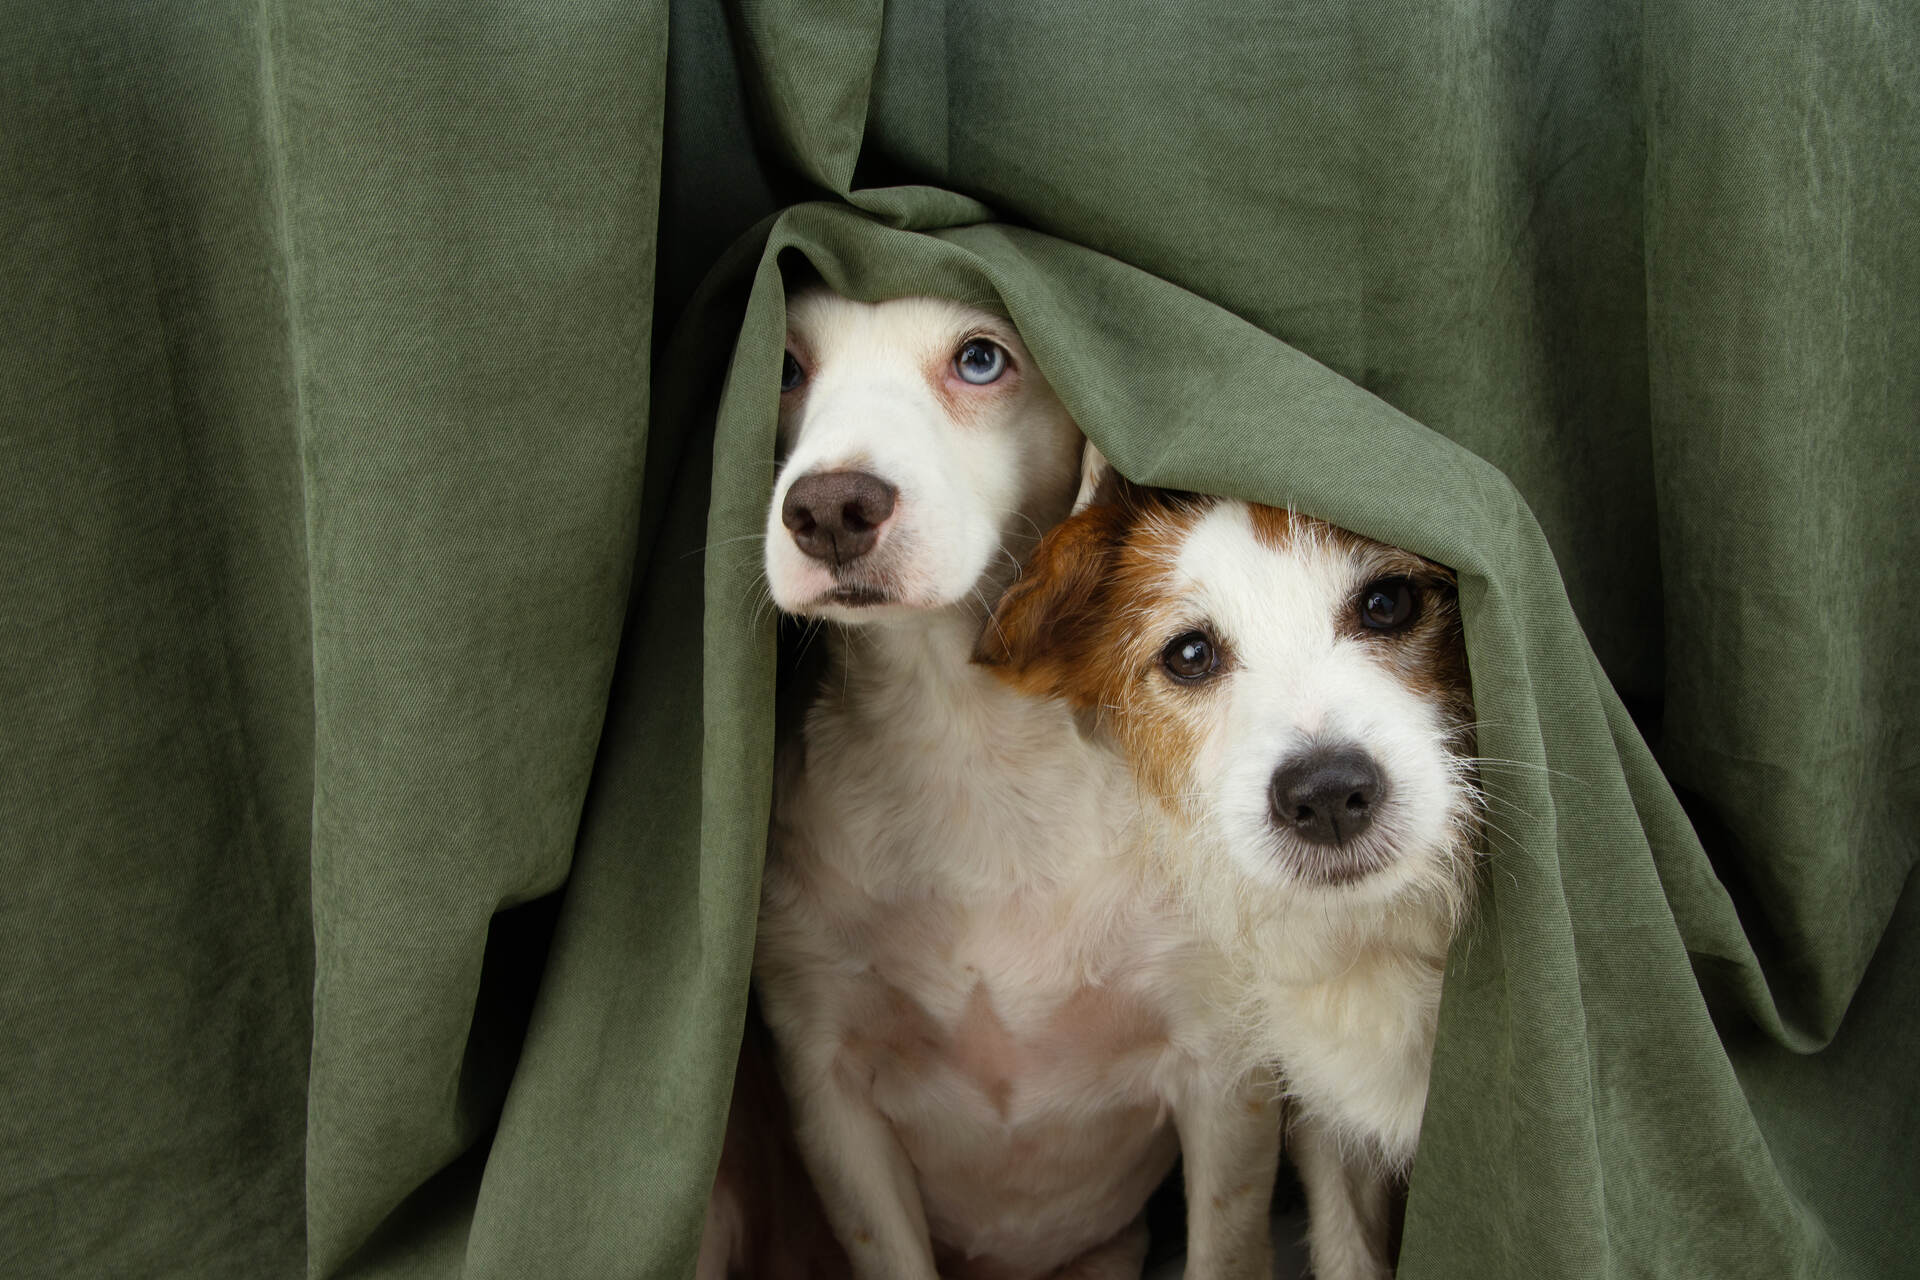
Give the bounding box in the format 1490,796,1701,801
781,469,897,567
1270,746,1383,847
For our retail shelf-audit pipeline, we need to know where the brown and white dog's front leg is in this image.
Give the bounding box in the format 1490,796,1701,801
778,1044,940,1280
1290,1116,1394,1280
1172,1067,1284,1280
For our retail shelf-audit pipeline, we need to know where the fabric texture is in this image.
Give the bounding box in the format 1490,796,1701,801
2,2,1913,1278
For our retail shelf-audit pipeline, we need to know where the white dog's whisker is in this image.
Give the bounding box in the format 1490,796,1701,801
690,531,771,560
722,288,1253,1280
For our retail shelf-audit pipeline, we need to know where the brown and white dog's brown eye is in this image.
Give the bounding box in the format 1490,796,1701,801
1358,577,1419,631
780,351,806,392
1160,630,1219,682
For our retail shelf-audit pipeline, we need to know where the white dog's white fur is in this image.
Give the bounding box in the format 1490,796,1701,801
753,291,1279,1280
982,461,1480,1280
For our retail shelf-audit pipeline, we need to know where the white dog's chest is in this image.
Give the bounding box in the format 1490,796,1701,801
808,886,1186,1269
758,691,1196,1267
833,899,1177,1122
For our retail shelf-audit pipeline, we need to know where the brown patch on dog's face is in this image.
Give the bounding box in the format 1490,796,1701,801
976,484,1230,806
984,484,1476,894
1243,502,1308,553
1336,544,1471,740
973,499,1130,701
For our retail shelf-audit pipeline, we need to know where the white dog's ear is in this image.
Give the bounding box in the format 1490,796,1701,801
1072,439,1114,514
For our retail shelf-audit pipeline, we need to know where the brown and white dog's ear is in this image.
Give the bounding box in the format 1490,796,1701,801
973,500,1128,705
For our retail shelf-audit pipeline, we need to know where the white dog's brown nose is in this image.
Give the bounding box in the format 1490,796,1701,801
782,469,897,567
1270,746,1383,847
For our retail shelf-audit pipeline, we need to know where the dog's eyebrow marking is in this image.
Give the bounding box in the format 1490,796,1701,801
1246,504,1302,551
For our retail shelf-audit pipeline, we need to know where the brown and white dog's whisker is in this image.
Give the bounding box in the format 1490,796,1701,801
981,462,1480,1280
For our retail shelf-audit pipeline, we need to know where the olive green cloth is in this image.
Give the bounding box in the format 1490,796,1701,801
2,2,1913,1278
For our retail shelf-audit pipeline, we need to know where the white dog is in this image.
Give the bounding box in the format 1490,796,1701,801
749,289,1279,1280
979,461,1480,1280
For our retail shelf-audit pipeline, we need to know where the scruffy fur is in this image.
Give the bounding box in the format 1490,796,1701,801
979,458,1480,1280
732,293,1280,1280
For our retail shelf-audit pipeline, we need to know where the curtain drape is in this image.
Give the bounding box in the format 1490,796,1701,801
3,2,1913,1277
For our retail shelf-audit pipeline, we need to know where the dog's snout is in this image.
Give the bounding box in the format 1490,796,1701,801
782,470,898,567
1269,746,1383,848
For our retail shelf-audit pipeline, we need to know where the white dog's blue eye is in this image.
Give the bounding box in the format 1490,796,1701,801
954,338,1008,385
781,352,806,392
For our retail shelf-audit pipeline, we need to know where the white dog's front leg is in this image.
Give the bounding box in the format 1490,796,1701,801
1173,1067,1283,1280
782,1052,940,1280
1290,1115,1392,1280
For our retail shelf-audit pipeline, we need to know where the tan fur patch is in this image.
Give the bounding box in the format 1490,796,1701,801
1097,501,1227,811
979,484,1223,809
840,979,947,1082
838,972,1167,1123
1031,983,1171,1069
1244,502,1305,552
951,982,1020,1119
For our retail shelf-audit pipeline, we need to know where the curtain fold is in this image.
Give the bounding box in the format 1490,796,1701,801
2,2,1912,1278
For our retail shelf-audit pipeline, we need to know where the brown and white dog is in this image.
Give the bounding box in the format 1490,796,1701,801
978,458,1481,1280
725,292,1280,1280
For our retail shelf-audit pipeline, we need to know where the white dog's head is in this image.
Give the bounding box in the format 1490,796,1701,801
979,467,1479,911
764,288,1083,624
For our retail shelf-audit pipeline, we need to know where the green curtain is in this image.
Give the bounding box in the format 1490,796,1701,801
3,2,1913,1278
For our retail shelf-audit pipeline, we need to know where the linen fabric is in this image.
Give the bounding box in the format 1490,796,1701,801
2,2,1913,1277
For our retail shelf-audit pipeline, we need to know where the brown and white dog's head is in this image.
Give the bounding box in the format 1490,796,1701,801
764,288,1083,624
978,458,1478,909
